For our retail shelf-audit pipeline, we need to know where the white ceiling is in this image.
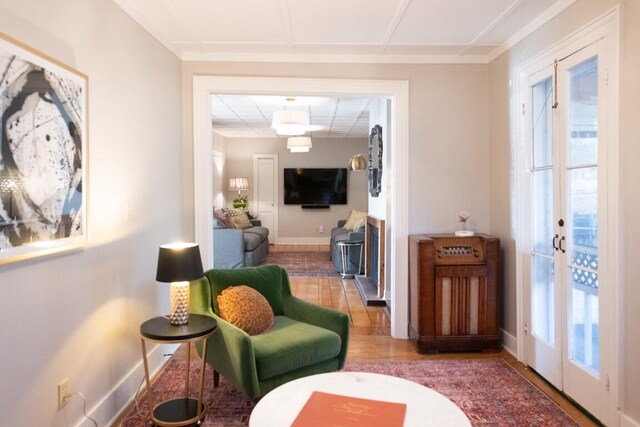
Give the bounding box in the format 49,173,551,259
113,0,576,63
212,95,375,138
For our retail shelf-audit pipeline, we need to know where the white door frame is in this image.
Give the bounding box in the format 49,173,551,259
193,76,409,338
513,7,620,424
253,153,279,244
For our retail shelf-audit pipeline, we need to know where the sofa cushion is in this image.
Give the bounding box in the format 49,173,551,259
244,226,269,242
228,208,253,229
217,285,274,335
214,209,235,228
344,210,366,230
252,316,342,381
243,231,264,252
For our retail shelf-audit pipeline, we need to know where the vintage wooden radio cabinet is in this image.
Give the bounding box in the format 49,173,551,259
409,234,501,353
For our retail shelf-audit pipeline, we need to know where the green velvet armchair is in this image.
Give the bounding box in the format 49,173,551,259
189,264,350,399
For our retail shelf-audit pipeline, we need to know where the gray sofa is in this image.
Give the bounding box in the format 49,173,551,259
213,219,269,268
330,219,365,274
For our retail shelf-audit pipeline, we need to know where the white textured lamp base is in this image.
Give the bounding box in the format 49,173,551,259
455,230,474,237
169,281,190,325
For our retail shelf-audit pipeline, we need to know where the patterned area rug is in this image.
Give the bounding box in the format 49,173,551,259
120,359,579,426
264,250,338,277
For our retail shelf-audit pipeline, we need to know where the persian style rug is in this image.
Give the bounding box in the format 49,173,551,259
120,359,579,426
264,250,338,277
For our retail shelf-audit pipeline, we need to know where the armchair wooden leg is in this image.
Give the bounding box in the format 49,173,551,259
213,369,220,388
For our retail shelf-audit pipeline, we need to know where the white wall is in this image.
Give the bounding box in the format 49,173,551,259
223,136,368,242
489,0,639,422
0,1,182,425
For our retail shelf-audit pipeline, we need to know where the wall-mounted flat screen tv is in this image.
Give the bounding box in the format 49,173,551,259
283,168,347,205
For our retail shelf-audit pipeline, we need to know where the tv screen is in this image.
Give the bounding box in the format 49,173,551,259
283,168,347,205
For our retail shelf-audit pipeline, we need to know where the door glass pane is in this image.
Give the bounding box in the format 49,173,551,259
533,169,553,256
532,255,555,345
570,167,598,254
569,166,599,373
569,57,598,166
532,77,553,168
570,268,599,373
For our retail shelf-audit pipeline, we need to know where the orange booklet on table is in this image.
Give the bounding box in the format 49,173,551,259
291,391,407,427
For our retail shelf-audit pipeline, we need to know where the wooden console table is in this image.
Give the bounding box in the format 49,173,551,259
409,234,501,353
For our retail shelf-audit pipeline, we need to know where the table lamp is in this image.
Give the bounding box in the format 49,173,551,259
156,243,204,325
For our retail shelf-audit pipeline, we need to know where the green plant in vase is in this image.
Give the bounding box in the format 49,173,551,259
233,194,249,209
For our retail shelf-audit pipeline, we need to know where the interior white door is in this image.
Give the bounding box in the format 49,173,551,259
522,38,611,423
253,154,278,243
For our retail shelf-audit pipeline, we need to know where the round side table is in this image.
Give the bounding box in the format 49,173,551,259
336,240,363,278
140,314,217,426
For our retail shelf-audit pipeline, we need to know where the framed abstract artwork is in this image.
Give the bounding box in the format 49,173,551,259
0,33,88,264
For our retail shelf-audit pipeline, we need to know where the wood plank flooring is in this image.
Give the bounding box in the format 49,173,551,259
115,245,600,426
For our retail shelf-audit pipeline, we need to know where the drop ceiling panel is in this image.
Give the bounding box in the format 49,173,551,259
293,44,381,56
167,0,288,43
288,0,402,43
477,0,559,44
390,0,518,44
212,95,374,138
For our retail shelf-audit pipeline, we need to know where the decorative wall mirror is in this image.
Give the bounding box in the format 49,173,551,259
368,124,383,197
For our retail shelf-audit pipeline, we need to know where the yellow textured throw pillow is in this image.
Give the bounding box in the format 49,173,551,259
228,208,253,230
217,285,274,335
344,210,367,230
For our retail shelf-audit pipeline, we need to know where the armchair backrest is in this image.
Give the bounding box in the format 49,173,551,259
204,264,292,316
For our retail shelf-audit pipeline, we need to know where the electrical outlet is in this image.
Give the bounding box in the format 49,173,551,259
58,379,70,409
319,225,324,234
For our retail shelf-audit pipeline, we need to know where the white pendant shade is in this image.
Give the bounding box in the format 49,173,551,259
272,110,310,136
287,136,312,153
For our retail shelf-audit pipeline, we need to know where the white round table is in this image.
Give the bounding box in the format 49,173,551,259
249,372,471,427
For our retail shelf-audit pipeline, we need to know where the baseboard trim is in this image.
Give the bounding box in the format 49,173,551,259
276,237,330,245
501,329,517,357
621,413,640,427
78,343,178,427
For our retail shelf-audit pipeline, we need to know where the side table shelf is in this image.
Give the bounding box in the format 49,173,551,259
140,314,217,427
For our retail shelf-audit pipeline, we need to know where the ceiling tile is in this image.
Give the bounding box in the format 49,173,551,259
390,0,517,44
476,0,559,44
288,0,403,43
166,0,289,43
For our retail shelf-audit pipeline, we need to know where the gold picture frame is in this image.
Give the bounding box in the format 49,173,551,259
0,32,88,264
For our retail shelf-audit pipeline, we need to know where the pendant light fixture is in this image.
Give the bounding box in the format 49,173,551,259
287,136,312,153
271,97,323,136
272,110,310,136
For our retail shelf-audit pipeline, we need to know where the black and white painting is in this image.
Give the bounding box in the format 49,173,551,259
0,33,87,264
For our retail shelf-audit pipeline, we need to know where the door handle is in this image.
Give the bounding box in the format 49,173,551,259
559,236,566,253
553,234,559,251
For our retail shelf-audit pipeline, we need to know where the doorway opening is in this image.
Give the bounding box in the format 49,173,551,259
193,76,409,338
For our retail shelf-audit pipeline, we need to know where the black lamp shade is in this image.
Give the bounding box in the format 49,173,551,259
156,243,204,283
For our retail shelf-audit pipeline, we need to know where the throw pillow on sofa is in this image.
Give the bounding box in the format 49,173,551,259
214,208,235,228
228,208,253,229
344,210,367,230
217,285,274,335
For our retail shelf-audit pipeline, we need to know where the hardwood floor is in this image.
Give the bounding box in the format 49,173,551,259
117,245,600,426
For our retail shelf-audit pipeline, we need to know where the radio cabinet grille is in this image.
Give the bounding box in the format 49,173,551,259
409,234,500,353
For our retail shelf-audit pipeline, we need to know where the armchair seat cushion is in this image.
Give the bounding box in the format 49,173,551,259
252,316,342,381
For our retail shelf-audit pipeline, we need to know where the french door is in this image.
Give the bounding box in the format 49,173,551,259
522,37,613,423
